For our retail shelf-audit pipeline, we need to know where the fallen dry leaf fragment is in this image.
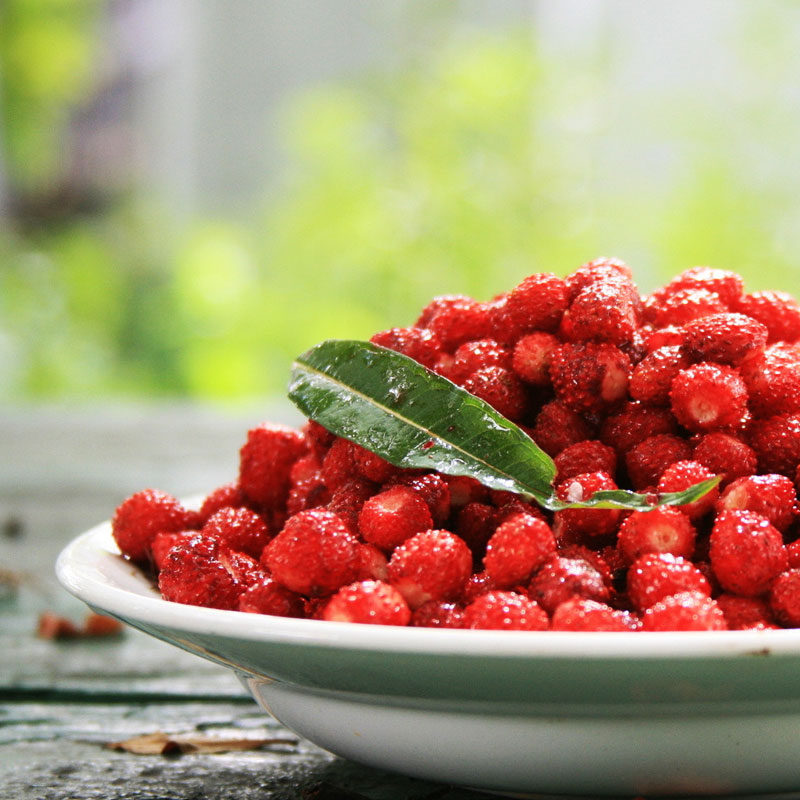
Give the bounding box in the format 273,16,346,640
106,731,299,755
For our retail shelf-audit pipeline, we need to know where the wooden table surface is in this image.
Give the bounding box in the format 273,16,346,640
0,404,488,800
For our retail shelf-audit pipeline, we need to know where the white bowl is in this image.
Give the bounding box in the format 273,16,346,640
57,521,800,798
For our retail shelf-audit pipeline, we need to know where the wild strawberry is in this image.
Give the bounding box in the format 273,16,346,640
629,346,691,406
670,363,749,433
656,460,719,520
455,502,499,558
286,456,330,516
460,570,500,604
550,597,641,632
320,437,357,491
239,424,308,511
351,443,398,484
511,331,559,386
626,553,711,612
411,599,465,628
734,290,800,343
563,276,640,346
549,341,631,414
692,432,758,486
501,272,569,337
682,312,768,365
530,400,594,457
463,365,528,421
565,257,635,299
788,539,800,569
641,591,727,631
238,575,305,617
197,482,245,524
599,402,677,455
262,509,361,596
158,535,259,610
716,593,775,630
202,506,271,559
387,530,472,609
645,288,728,328
658,266,745,308
748,413,800,476
616,507,696,565
369,326,442,369
357,485,434,552
644,325,687,352
416,295,492,351
303,419,335,457
715,474,797,533
325,478,375,532
625,434,693,490
448,339,512,384
390,472,451,525
462,591,549,631
769,569,800,627
554,471,623,541
483,513,557,588
709,510,788,596
321,580,411,626
112,489,195,563
554,440,617,483
151,530,195,572
355,543,389,582
446,475,489,509
739,344,800,418
528,554,611,613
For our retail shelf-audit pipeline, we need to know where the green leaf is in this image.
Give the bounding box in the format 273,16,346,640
288,339,720,512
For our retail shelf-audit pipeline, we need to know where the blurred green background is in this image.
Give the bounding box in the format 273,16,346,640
2,1,800,403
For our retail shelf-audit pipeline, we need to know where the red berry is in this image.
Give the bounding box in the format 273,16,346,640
158,535,260,610
682,312,768,365
483,513,557,588
416,295,492,351
530,400,593,457
201,507,271,559
739,344,800,418
286,456,330,516
625,433,693,490
198,482,245,524
715,474,797,533
645,324,688,352
503,272,569,336
692,432,758,487
351,443,398,484
716,593,774,630
239,424,307,511
600,402,678,455
151,530,195,572
550,597,640,632
321,437,357,491
462,591,549,631
238,575,305,617
629,346,691,406
641,591,727,631
463,365,528,421
645,288,728,328
769,569,800,627
411,599,465,628
656,460,719,520
303,419,335,457
528,555,610,614
357,485,434,552
734,290,800,343
455,502,499,558
563,276,640,346
326,478,375,532
369,326,442,369
659,266,745,308
627,553,711,612
709,510,788,596
554,440,617,483
112,489,194,563
448,339,512,384
565,257,635,300
511,332,559,386
262,509,361,596
446,475,489,509
387,530,472,609
322,580,411,626
748,413,800,477
670,363,749,433
390,472,451,525
616,507,696,564
355,542,389,582
554,471,623,540
549,341,631,414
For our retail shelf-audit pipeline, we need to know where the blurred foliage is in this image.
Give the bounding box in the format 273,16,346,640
2,7,800,402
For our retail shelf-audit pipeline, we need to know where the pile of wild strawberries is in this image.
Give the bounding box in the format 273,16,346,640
112,259,800,631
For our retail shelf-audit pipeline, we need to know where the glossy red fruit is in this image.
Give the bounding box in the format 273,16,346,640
550,597,640,632
322,580,411,626
715,474,798,533
462,591,549,631
670,363,749,433
627,553,711,612
656,460,719,520
202,506,271,559
238,575,305,617
528,555,611,614
641,591,728,631
357,485,434,552
369,326,442,369
616,507,696,565
483,513,557,588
